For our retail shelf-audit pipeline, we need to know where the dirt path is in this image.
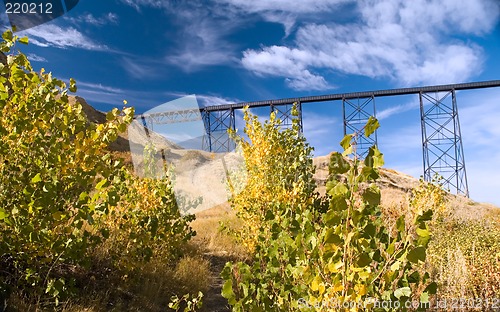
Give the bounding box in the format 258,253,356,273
201,254,232,312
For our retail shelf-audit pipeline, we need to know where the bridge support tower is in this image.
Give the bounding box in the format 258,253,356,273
420,90,469,197
202,108,236,153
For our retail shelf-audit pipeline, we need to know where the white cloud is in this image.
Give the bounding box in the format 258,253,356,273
241,0,500,90
164,4,243,72
121,57,165,79
76,81,125,94
165,20,239,72
65,13,119,26
242,46,332,91
22,24,108,50
377,99,422,120
120,0,164,11
26,53,47,62
215,0,350,14
71,80,127,106
215,0,353,37
120,0,241,71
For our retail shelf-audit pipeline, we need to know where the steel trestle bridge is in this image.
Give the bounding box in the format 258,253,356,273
137,80,500,197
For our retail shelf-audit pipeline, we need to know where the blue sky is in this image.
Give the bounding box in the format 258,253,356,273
1,0,500,205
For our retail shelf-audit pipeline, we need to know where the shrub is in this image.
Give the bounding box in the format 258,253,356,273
0,29,134,304
222,110,437,311
226,105,322,253
0,29,196,308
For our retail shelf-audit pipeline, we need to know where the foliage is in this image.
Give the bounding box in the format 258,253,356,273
227,105,322,253
100,166,196,271
0,29,196,308
409,176,448,223
169,291,204,312
0,29,131,304
221,111,437,311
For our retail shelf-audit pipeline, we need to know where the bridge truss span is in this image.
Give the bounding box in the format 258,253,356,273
135,80,500,197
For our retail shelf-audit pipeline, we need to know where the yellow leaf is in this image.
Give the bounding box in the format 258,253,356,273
311,275,322,292
332,283,344,292
327,260,343,273
355,284,367,296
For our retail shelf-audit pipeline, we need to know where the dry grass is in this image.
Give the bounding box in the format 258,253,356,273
173,256,212,295
376,178,500,305
189,203,249,260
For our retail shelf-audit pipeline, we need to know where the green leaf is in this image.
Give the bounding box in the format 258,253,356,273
420,292,429,304
364,223,376,237
408,271,420,283
416,227,431,238
69,78,77,92
423,282,437,294
390,261,400,271
407,246,426,263
328,182,349,198
364,116,380,138
365,146,384,168
324,228,342,245
95,179,108,190
2,30,13,41
342,146,353,157
106,111,116,121
221,280,235,303
31,173,42,183
0,208,7,220
78,192,89,202
387,242,395,255
362,184,380,206
416,209,433,222
100,228,110,239
360,166,379,182
357,252,372,267
340,134,353,151
396,215,405,233
394,286,411,299
329,152,349,174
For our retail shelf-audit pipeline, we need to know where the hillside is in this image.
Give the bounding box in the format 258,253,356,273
77,96,499,218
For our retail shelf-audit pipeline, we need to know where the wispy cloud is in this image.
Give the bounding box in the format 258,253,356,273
120,0,243,72
241,0,500,90
164,4,243,72
120,57,165,79
215,0,350,14
21,24,108,50
26,53,47,62
120,0,164,12
164,18,239,72
71,79,241,113
65,13,119,26
377,100,419,120
215,0,351,36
